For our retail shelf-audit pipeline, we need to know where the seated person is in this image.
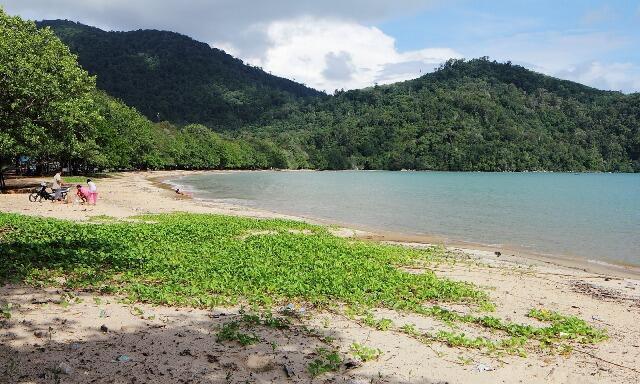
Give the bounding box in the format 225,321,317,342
52,170,64,201
76,184,90,203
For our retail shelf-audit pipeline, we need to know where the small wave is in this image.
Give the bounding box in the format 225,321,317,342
164,177,205,195
587,259,628,270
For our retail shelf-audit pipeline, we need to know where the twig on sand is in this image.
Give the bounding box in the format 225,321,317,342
574,348,640,374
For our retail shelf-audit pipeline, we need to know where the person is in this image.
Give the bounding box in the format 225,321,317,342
76,184,90,204
175,188,191,197
52,169,64,201
87,179,98,205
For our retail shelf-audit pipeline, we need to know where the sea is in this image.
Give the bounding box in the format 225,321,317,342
170,171,640,268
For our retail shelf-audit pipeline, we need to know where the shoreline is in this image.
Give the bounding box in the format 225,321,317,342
159,170,640,279
3,170,640,383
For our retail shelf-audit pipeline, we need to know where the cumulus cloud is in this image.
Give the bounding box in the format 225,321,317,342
2,0,435,61
322,52,357,82
248,17,460,91
3,0,639,92
3,0,456,91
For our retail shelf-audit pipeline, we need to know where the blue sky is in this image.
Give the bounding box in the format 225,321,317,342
378,0,640,92
3,0,639,92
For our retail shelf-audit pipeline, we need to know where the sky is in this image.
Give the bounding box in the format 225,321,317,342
2,0,640,93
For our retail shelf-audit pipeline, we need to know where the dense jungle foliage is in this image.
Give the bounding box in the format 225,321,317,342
36,19,323,129
247,59,640,171
2,11,638,173
42,20,640,172
0,10,291,174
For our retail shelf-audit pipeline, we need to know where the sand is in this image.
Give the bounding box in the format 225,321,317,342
1,171,639,383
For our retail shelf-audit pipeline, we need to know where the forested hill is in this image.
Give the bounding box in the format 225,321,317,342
34,19,640,172
249,59,640,172
37,20,324,129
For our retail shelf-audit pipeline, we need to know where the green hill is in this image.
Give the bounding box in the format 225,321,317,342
248,58,640,171
37,20,324,129
38,20,639,172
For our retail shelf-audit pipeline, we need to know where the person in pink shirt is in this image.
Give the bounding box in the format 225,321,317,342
76,184,90,204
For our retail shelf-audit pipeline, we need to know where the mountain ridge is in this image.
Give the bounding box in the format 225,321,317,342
37,19,639,172
37,19,324,129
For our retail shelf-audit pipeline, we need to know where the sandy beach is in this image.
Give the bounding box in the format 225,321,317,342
1,171,639,383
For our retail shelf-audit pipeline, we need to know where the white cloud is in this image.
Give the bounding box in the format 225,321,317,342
241,17,460,91
556,62,640,93
470,30,640,92
2,0,435,60
477,31,627,72
3,0,639,93
2,0,456,91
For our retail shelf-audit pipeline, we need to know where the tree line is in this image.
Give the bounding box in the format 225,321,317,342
0,9,289,180
243,59,640,172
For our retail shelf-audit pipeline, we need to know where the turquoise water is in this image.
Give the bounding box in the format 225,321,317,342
174,171,640,266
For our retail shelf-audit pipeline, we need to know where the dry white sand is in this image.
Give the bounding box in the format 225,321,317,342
1,171,639,383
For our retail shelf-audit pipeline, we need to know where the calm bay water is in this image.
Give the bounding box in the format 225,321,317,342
174,171,640,266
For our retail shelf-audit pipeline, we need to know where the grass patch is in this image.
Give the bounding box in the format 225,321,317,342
216,321,260,346
0,212,484,309
362,313,394,330
350,343,382,362
1,302,12,319
308,347,341,376
392,306,606,356
62,175,109,184
0,212,607,357
63,176,90,184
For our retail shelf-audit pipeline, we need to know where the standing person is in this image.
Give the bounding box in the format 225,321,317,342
52,169,64,201
87,178,98,205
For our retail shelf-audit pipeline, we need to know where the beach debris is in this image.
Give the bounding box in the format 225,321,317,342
475,363,494,372
494,251,501,257
281,303,306,317
33,330,46,338
70,343,81,351
344,359,362,370
570,280,637,303
100,324,109,332
116,354,132,363
58,362,73,375
99,309,108,318
283,363,294,378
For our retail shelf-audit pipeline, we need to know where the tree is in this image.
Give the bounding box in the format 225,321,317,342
0,8,97,178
